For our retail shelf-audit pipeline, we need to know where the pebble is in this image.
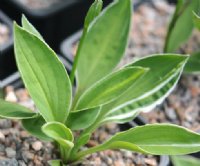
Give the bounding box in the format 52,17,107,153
0,119,12,129
20,131,30,138
5,148,16,158
165,108,177,121
31,141,42,151
0,131,5,141
0,159,18,166
22,151,34,160
4,86,17,103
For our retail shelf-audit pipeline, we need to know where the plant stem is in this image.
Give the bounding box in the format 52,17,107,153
72,144,105,162
69,28,87,85
163,0,190,52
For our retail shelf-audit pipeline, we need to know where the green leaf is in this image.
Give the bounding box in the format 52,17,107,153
42,122,74,149
48,160,62,166
184,52,200,73
42,122,74,162
42,122,74,143
21,15,43,41
22,116,52,141
69,0,103,84
99,54,188,124
14,23,72,123
193,11,200,31
164,0,200,52
103,73,180,124
77,124,200,159
104,124,200,155
84,0,103,29
171,155,200,166
0,99,37,119
75,67,148,110
66,107,101,130
76,0,132,95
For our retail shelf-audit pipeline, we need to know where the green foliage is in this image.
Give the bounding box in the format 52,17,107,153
66,107,101,130
184,51,200,73
22,116,52,141
76,0,132,95
171,155,200,166
0,100,37,119
14,23,72,123
193,11,200,31
164,0,200,74
164,0,199,53
1,0,200,165
74,124,200,161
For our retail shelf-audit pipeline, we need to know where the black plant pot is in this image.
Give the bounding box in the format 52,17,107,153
0,10,16,89
167,0,177,4
119,116,170,166
1,0,112,52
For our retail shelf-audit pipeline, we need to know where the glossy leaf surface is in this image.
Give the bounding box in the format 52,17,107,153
164,0,199,52
42,122,74,148
76,67,148,110
0,100,37,119
99,54,188,124
184,52,200,73
85,124,200,156
22,116,52,141
66,107,101,130
171,155,200,166
22,15,43,40
14,24,72,122
193,11,200,31
77,0,132,94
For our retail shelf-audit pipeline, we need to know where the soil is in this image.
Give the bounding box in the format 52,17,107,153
0,22,10,46
15,0,63,10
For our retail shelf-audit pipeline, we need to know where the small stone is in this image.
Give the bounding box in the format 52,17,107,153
87,140,98,147
0,159,18,166
144,158,157,166
22,151,34,161
20,131,30,138
99,132,108,142
15,89,29,101
114,160,125,166
5,147,16,158
5,86,17,103
105,123,117,131
0,119,12,128
32,141,42,151
0,132,5,141
165,108,177,120
0,144,5,152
